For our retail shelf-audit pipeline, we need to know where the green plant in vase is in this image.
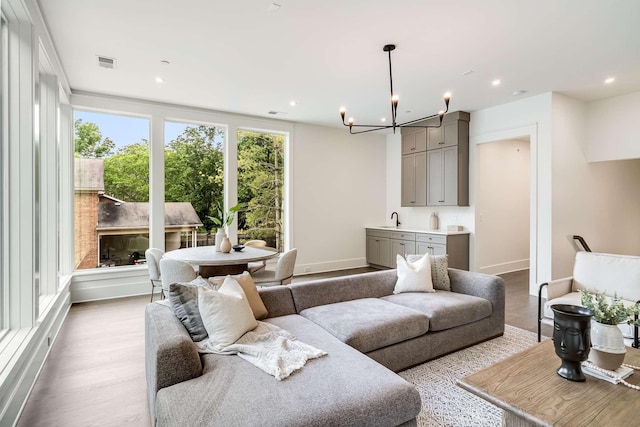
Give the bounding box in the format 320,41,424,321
580,289,640,370
579,289,640,327
207,203,244,252
208,203,244,230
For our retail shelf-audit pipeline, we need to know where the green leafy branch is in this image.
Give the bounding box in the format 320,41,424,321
579,289,640,326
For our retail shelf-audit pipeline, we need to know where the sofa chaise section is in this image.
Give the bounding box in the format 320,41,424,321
146,286,421,427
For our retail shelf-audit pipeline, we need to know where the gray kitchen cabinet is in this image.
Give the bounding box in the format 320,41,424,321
427,121,459,150
415,232,469,270
400,111,469,207
401,152,427,207
390,240,416,267
426,111,469,207
401,128,427,154
389,231,417,268
416,241,446,256
366,228,469,270
427,146,461,206
366,229,391,268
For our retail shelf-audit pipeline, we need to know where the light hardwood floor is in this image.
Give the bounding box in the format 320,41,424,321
17,268,542,426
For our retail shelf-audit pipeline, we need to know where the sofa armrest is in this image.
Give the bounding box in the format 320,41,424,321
544,276,574,300
145,303,202,421
448,268,505,314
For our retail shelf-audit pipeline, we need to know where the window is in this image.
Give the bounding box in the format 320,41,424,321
237,130,285,251
164,121,224,251
73,111,150,269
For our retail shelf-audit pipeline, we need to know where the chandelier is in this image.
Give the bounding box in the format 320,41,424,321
339,44,450,135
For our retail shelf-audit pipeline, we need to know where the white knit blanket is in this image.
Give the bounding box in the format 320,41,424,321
196,321,327,380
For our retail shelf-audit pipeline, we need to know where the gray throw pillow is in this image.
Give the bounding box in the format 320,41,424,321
406,254,451,291
168,276,212,342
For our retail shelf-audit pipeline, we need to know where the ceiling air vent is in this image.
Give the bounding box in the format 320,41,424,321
97,56,116,70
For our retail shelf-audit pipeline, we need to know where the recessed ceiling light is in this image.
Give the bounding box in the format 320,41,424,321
267,3,281,13
492,79,501,86
289,100,296,107
155,77,164,83
604,77,615,84
381,118,386,122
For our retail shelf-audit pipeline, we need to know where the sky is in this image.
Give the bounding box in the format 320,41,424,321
74,110,199,150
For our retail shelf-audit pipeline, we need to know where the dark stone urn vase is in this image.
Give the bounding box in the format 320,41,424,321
551,304,594,382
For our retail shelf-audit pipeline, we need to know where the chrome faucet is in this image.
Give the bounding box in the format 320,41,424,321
390,212,400,227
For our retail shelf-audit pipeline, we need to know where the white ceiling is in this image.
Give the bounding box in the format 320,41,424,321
38,0,640,130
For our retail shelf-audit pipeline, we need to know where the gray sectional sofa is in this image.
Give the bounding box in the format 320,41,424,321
145,268,505,426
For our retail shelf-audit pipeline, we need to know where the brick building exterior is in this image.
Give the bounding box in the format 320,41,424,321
74,158,202,269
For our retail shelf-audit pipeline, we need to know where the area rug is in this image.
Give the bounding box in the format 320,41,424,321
399,325,540,427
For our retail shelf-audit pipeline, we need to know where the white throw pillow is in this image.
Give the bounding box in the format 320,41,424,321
198,276,258,351
394,253,434,294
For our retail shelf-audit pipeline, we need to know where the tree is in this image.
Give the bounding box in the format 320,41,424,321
103,142,150,201
164,126,225,231
74,119,115,158
237,131,284,250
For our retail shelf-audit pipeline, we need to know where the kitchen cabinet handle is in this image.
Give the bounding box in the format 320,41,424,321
411,147,415,151
439,141,444,145
438,200,445,203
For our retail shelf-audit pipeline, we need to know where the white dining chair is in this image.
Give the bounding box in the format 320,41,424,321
145,248,165,302
251,248,297,287
245,239,268,273
159,258,197,297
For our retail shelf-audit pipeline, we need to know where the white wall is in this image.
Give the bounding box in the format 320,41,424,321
293,124,386,273
552,93,640,278
476,139,530,275
583,159,640,255
551,94,590,278
587,91,640,162
467,93,552,294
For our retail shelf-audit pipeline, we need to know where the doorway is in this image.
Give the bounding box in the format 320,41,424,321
476,138,531,276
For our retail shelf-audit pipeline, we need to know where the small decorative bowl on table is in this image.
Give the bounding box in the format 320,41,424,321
232,244,245,252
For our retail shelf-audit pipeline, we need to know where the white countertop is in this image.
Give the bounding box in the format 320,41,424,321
365,226,469,235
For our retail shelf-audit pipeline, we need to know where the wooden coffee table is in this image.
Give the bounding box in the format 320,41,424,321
457,340,640,426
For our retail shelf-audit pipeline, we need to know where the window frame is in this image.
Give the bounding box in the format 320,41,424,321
0,11,8,336
72,109,152,271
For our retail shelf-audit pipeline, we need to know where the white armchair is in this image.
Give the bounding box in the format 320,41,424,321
538,251,640,346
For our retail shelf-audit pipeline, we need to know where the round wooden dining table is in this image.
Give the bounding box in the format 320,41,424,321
163,245,277,277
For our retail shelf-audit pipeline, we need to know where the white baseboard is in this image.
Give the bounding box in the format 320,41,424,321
71,267,150,303
479,259,530,275
294,258,368,276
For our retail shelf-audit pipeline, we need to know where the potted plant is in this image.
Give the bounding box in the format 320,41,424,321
580,289,640,370
207,203,244,252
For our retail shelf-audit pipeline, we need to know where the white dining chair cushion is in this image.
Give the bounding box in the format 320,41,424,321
198,277,257,351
